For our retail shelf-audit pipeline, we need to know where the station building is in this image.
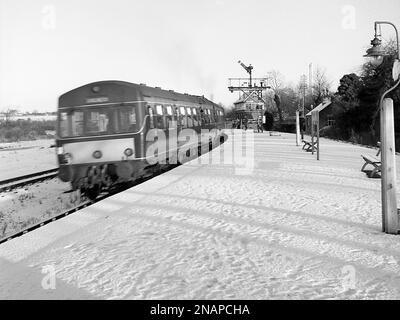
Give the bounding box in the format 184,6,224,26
232,91,276,122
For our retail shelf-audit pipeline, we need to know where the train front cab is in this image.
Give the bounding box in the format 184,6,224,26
56,82,147,193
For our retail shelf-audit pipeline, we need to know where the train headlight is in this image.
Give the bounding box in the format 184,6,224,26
93,150,102,159
124,148,134,157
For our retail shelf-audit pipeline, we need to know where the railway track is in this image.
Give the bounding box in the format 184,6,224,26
0,165,177,245
0,197,97,245
0,168,59,192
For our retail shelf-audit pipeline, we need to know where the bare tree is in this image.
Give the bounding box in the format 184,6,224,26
267,70,285,122
312,66,332,106
3,108,18,125
268,70,284,92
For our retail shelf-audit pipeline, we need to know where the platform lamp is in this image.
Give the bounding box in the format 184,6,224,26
364,21,400,234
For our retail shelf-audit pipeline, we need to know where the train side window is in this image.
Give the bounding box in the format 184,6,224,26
204,109,210,124
192,108,198,126
166,105,176,128
156,105,163,116
166,105,173,116
155,104,164,129
200,108,206,124
115,107,137,133
175,106,180,124
186,107,193,127
148,106,155,129
209,109,215,123
179,106,187,127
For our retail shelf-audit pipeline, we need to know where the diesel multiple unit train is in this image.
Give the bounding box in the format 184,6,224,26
56,81,225,199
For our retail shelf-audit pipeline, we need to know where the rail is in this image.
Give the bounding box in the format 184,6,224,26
0,168,58,192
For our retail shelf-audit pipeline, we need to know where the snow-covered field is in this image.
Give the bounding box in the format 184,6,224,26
1,130,400,299
0,115,56,122
0,139,57,180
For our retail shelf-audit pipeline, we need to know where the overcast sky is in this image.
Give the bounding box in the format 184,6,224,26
0,0,399,112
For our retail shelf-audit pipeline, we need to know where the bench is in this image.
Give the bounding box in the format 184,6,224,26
361,142,381,178
302,140,318,152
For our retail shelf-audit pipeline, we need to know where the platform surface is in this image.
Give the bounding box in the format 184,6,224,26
1,131,400,299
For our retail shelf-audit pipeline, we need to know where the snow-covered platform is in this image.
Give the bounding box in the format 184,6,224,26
2,131,400,299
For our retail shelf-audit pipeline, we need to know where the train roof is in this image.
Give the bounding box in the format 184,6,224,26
59,80,223,110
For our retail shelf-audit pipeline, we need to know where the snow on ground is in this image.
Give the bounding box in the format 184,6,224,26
1,130,400,299
0,178,73,239
0,138,72,240
0,139,57,180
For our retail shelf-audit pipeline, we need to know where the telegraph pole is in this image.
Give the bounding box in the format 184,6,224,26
299,74,307,138
309,63,313,97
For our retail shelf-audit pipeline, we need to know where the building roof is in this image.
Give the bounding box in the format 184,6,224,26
306,98,332,116
234,98,246,105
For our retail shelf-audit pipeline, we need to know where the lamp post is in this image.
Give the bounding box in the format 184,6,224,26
364,21,400,234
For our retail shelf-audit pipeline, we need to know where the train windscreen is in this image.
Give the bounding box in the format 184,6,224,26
58,106,137,138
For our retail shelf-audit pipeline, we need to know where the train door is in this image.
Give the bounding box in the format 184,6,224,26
155,104,167,163
199,107,205,127
147,105,155,129
165,105,176,161
186,107,193,128
174,106,181,133
145,105,157,164
204,108,210,128
210,107,215,124
155,105,164,129
165,105,175,129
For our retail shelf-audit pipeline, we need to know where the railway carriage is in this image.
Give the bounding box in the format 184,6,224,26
56,81,225,199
